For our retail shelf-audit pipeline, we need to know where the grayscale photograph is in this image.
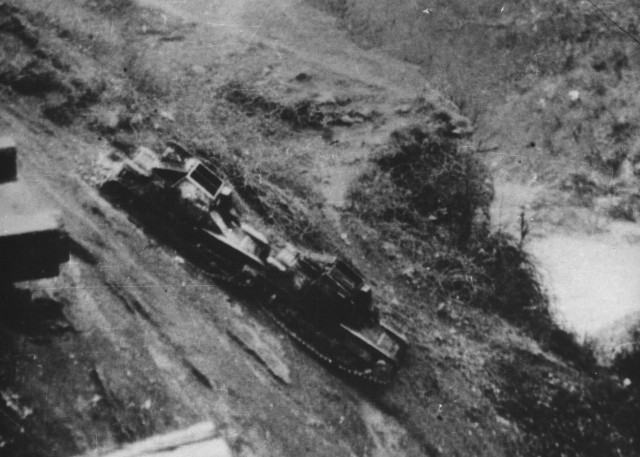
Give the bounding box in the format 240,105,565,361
1,0,639,456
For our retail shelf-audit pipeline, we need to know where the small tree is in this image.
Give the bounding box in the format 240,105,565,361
372,123,492,249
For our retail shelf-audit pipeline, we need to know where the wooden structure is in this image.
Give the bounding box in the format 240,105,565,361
74,421,234,457
0,136,69,284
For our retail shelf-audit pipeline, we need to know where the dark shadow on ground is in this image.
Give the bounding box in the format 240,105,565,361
0,286,74,340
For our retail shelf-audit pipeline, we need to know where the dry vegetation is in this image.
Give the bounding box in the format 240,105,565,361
344,106,640,457
2,0,640,456
345,110,589,362
313,1,640,454
310,0,640,218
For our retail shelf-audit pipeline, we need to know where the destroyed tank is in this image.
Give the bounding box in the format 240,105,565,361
263,245,407,384
0,137,69,286
99,144,407,384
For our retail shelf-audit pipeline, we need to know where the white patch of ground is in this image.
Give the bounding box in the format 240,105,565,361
492,178,640,352
531,224,640,339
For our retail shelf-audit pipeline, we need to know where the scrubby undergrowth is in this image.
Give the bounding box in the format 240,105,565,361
347,112,640,456
0,3,107,124
491,349,639,457
347,112,565,350
307,0,640,109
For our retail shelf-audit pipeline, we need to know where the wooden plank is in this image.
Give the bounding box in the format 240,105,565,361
135,439,233,457
75,421,233,457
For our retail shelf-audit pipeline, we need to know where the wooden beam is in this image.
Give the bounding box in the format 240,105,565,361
75,421,233,457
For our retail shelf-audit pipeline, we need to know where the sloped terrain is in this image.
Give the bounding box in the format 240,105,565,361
0,1,639,457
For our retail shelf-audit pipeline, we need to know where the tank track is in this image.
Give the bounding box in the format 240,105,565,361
261,296,394,386
197,271,392,384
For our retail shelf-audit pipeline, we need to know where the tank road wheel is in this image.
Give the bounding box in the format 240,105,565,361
371,360,395,383
229,264,261,289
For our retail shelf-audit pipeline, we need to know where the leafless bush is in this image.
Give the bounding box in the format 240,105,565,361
123,48,168,97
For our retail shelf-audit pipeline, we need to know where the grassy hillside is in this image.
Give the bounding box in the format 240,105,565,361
309,0,640,455
341,113,640,456
308,0,639,96
309,0,640,189
1,0,640,456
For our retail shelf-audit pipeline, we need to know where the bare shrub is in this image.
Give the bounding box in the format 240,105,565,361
90,0,136,17
354,119,492,249
347,116,593,365
123,48,168,97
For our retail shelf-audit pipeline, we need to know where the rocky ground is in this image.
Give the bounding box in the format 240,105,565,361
1,1,639,457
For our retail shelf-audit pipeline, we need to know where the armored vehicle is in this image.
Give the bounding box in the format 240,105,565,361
264,245,407,384
99,145,266,276
99,144,407,384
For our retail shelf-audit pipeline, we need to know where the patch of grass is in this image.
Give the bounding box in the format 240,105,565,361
220,81,324,131
607,194,638,222
218,80,365,138
82,0,136,17
613,330,640,382
173,81,352,251
5,3,333,251
492,350,638,457
347,113,491,255
304,0,348,15
311,0,639,95
191,139,335,251
560,173,603,207
0,3,109,123
122,47,170,98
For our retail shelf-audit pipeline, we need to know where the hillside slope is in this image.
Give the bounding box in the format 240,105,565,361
0,1,639,457
311,0,640,349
